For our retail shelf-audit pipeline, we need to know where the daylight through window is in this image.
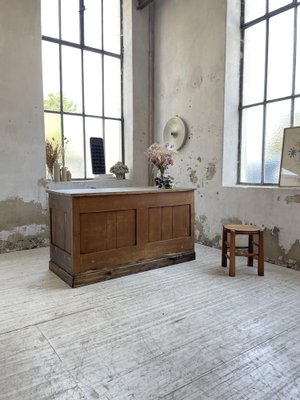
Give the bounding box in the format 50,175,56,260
239,0,300,184
41,0,123,179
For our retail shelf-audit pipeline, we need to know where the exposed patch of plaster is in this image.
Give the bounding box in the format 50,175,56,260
264,227,285,265
0,197,49,252
262,227,300,270
189,169,198,184
0,236,49,253
205,163,216,180
285,195,300,204
195,215,221,247
0,197,47,230
37,178,48,188
285,240,300,270
0,224,49,253
0,224,47,241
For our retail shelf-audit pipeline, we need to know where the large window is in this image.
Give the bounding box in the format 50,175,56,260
239,0,300,184
41,0,123,179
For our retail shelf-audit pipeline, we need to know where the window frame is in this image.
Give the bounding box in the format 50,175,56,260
42,0,124,179
238,0,300,185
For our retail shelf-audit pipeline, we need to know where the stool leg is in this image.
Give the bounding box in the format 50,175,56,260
258,230,264,276
248,234,254,266
222,226,227,267
229,230,236,277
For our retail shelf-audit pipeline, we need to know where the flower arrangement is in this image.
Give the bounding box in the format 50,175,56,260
145,142,177,175
110,161,129,178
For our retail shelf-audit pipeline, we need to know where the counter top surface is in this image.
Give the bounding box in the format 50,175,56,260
47,186,195,197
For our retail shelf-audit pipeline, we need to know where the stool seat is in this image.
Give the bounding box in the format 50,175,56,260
222,224,264,277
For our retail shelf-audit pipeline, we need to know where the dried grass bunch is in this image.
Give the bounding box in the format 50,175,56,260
45,137,62,177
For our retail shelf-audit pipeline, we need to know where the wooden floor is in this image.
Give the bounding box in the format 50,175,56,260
0,245,299,400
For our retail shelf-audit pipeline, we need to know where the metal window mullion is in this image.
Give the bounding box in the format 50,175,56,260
261,14,269,184
237,0,245,183
291,5,298,126
80,0,84,45
120,0,124,163
81,48,87,179
42,36,121,59
58,0,65,165
242,2,296,29
79,1,87,178
101,0,105,150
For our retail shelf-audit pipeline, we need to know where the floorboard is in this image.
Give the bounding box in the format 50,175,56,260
0,245,299,399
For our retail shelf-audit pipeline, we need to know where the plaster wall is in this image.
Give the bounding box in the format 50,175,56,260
153,0,300,269
0,0,149,252
0,0,48,251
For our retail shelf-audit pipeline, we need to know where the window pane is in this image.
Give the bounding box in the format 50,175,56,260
104,56,121,118
42,42,60,110
269,0,292,12
64,115,84,179
103,0,120,53
244,0,266,23
41,0,59,38
240,106,264,183
243,23,266,105
85,117,103,178
62,46,82,113
84,0,102,49
267,10,294,100
84,51,102,116
105,120,122,172
294,98,300,126
295,7,300,95
61,0,80,43
265,100,291,183
44,113,61,143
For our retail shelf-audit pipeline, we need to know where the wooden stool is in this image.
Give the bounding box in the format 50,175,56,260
221,224,264,277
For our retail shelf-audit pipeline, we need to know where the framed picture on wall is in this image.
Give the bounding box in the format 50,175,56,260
279,126,300,187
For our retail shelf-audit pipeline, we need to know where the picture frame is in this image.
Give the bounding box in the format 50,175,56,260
279,126,300,187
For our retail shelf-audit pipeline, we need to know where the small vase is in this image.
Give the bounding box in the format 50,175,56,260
53,162,61,182
115,173,125,180
47,166,54,181
155,172,174,189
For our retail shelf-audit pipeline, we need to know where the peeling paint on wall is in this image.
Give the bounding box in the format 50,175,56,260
264,227,300,270
37,178,48,188
286,240,300,270
195,214,221,247
205,162,216,180
264,227,285,264
0,197,47,230
285,195,300,204
0,197,48,252
188,169,198,184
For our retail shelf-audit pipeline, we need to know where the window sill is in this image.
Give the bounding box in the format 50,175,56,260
46,175,134,190
223,184,300,191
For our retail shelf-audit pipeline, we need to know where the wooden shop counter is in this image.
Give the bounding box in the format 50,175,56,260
48,187,195,287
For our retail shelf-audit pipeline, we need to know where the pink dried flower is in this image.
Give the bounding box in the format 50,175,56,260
145,142,177,174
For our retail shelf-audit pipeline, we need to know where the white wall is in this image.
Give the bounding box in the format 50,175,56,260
1,0,299,268
0,0,150,252
0,0,48,250
153,0,300,269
